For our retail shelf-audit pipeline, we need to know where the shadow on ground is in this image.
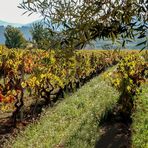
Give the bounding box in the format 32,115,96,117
95,107,132,148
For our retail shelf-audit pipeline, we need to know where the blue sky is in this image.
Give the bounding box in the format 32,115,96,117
0,0,41,24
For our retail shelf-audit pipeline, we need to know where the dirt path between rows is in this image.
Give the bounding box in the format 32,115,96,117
95,107,132,148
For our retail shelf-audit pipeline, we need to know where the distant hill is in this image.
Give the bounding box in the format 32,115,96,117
0,20,23,27
0,26,5,43
0,19,41,44
24,20,41,27
85,38,147,50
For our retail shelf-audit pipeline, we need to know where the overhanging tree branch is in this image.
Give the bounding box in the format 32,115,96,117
19,0,148,50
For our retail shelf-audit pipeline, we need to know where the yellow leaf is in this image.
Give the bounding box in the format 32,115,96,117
21,82,26,88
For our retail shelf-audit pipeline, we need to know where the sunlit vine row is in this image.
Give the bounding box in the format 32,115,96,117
106,53,148,118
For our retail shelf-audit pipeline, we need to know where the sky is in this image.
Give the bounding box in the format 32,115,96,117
0,0,41,24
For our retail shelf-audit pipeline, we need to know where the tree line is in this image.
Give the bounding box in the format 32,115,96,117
4,22,60,49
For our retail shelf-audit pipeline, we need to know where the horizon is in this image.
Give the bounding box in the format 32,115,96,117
0,19,40,26
0,0,41,24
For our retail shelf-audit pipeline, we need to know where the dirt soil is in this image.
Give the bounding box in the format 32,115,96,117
95,108,132,148
0,118,29,148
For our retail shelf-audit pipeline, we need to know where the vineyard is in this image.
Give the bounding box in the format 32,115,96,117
0,47,122,121
0,46,148,147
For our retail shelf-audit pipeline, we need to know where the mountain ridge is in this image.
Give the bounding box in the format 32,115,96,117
0,20,24,27
0,19,41,27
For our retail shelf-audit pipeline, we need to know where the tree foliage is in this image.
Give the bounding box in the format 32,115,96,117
20,0,148,49
31,22,50,49
31,22,64,49
4,25,26,49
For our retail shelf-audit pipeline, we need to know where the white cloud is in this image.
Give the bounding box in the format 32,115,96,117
0,0,41,24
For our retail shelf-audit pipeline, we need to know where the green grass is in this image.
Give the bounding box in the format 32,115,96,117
132,83,148,148
5,68,120,148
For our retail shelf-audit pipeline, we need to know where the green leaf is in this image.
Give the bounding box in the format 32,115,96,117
136,40,147,47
